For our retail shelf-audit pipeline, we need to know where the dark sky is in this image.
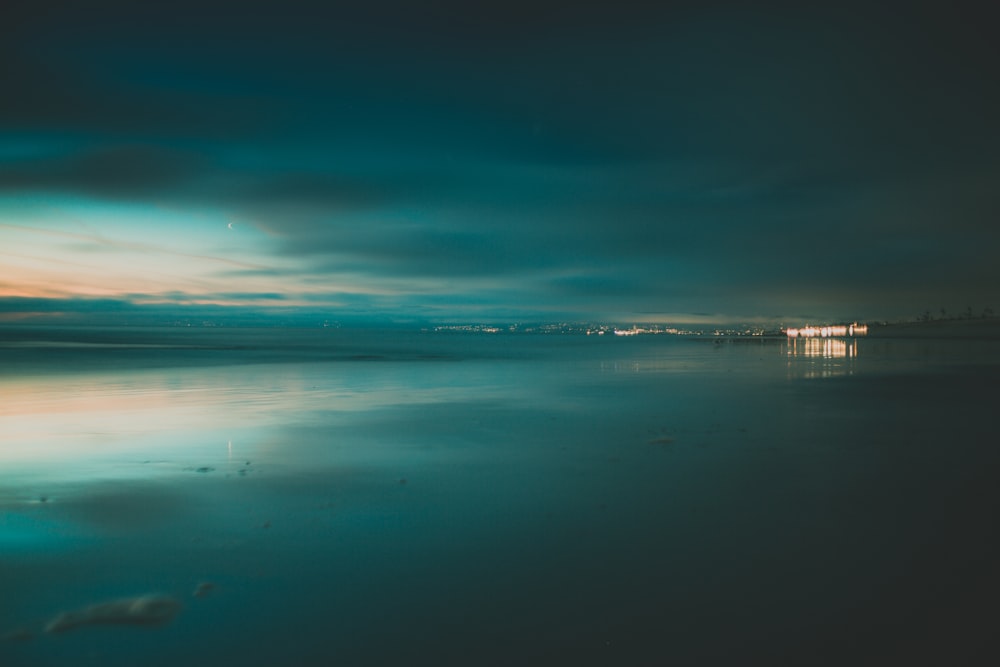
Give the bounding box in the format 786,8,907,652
2,0,998,325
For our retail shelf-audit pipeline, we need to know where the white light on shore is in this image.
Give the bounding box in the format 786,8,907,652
785,322,867,338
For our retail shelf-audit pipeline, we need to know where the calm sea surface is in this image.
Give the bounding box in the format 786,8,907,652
2,327,999,666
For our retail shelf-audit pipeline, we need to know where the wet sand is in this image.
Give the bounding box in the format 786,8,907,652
2,329,999,665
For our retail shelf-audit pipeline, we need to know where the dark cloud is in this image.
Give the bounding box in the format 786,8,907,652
0,297,140,314
0,45,278,142
1,0,998,322
0,296,370,329
135,292,290,303
0,145,204,198
0,293,286,317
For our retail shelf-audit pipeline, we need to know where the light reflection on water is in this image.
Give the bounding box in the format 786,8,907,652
0,358,531,489
785,337,858,379
2,330,999,666
787,337,858,359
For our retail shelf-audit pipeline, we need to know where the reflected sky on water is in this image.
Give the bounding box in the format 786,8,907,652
2,329,1000,665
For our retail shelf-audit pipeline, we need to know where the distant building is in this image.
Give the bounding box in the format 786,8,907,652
785,322,867,338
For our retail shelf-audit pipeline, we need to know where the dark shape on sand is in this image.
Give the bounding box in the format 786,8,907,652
2,627,33,642
45,595,181,634
193,582,216,598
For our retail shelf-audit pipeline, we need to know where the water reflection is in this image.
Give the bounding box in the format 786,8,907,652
3,330,1000,666
785,337,858,379
787,337,858,359
0,359,513,489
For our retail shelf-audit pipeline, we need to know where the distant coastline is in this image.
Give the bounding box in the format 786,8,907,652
871,318,1000,340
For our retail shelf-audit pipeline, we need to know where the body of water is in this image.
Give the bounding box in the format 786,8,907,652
2,327,998,665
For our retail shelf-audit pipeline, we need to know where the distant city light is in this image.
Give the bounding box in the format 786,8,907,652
785,322,867,338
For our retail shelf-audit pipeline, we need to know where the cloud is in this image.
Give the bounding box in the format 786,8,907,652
1,1,998,323
129,291,290,304
0,297,140,314
0,144,204,198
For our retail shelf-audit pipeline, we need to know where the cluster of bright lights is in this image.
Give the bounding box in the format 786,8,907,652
785,323,868,338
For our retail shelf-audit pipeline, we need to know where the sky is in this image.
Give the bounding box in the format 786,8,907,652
1,0,998,326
